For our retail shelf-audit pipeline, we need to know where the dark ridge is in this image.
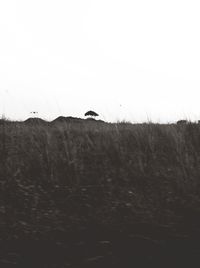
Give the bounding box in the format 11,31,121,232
52,116,105,124
0,116,106,125
24,117,47,125
52,116,83,123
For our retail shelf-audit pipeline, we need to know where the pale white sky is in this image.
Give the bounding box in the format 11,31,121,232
0,0,200,122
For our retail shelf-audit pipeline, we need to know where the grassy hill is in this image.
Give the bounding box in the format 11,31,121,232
0,118,200,266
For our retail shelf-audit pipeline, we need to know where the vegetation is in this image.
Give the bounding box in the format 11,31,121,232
1,119,200,266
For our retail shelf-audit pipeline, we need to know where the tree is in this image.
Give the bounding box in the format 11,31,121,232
84,110,99,117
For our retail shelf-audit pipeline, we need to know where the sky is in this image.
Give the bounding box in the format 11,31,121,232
0,0,200,123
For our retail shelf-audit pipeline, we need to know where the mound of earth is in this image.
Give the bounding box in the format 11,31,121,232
24,117,47,125
52,116,105,124
51,116,83,124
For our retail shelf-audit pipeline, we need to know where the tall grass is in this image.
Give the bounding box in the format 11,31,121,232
1,120,200,239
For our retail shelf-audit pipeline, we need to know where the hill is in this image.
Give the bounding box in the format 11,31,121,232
24,117,48,125
51,116,83,123
52,116,105,124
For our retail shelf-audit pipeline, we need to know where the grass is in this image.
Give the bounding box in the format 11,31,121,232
1,118,200,241
2,119,200,267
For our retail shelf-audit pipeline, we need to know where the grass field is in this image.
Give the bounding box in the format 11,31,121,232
1,118,200,267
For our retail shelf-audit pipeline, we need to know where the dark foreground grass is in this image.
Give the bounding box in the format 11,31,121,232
0,119,200,267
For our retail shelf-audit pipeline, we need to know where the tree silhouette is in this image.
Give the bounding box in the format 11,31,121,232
84,110,99,117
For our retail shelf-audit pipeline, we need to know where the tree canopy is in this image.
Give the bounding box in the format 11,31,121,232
84,111,99,117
